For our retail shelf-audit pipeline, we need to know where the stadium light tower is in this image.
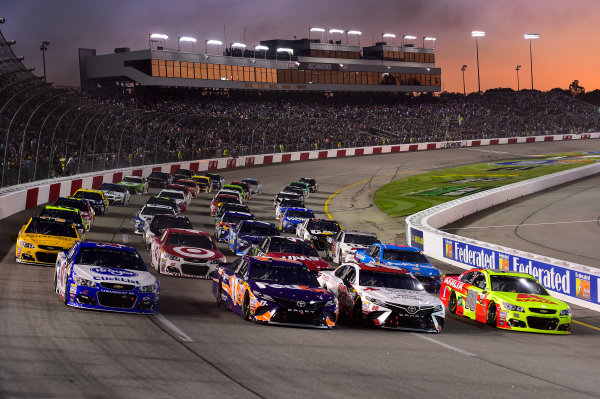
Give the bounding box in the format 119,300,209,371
524,33,539,90
346,30,361,46
231,42,246,57
149,33,168,50
403,35,417,46
515,64,521,91
461,64,467,96
254,45,268,59
205,39,222,55
39,41,49,83
382,33,396,45
423,36,436,48
276,48,293,61
178,36,196,52
328,28,344,43
309,27,325,42
471,30,485,93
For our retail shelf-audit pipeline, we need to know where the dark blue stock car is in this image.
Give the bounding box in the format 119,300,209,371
227,220,279,255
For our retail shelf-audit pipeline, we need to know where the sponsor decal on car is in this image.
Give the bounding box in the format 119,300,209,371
171,246,216,258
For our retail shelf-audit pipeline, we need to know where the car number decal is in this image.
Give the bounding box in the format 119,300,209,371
465,289,478,311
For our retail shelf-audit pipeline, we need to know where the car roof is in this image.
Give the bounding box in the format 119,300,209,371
379,243,418,251
164,228,210,236
222,211,254,217
248,255,304,268
353,262,410,274
79,241,136,252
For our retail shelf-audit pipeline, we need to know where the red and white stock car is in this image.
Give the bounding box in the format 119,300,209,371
150,228,226,278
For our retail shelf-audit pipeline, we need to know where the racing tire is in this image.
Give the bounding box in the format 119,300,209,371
448,292,458,314
242,292,251,321
352,299,363,324
53,270,58,293
486,302,497,327
62,280,69,305
216,280,223,306
336,249,342,264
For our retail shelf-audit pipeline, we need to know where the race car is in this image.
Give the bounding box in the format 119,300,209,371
214,211,256,242
281,185,305,198
134,204,177,235
440,268,571,334
289,181,310,197
210,193,242,216
278,207,315,233
173,179,199,198
146,195,179,214
203,173,225,190
212,255,337,328
354,244,442,292
252,236,331,272
275,198,305,220
158,188,190,213
318,263,444,332
16,216,81,265
223,184,247,201
295,218,342,250
241,178,263,195
54,241,159,313
215,188,243,203
142,214,193,250
166,184,195,201
118,175,149,195
150,228,225,278
299,177,318,192
231,181,253,200
73,189,108,215
192,175,213,193
171,168,195,181
273,191,304,209
98,183,130,206
39,205,87,239
228,220,280,255
214,202,251,219
327,230,380,264
54,197,95,229
147,171,172,188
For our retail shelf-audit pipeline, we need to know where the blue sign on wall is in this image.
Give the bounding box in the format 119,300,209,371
410,228,424,251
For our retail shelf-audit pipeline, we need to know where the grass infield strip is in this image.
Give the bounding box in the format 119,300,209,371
374,153,600,217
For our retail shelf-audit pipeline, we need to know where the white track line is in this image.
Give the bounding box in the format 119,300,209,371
155,313,193,342
442,220,598,231
411,333,475,357
122,234,129,243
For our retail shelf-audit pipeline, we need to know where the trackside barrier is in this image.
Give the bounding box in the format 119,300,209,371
406,161,600,312
1,132,598,222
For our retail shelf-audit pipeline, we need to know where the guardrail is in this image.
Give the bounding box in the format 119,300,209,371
406,159,600,312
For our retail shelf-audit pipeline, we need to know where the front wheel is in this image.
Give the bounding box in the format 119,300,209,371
486,302,497,326
242,292,251,321
352,299,363,323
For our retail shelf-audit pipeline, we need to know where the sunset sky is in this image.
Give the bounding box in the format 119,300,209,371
3,0,599,93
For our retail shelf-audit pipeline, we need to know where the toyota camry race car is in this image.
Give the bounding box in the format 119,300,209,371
318,263,444,332
158,189,190,213
440,268,571,334
278,207,315,233
39,205,87,239
142,214,193,250
73,189,108,215
296,218,341,250
150,228,225,278
213,256,337,328
55,241,159,313
355,244,442,292
252,236,331,272
98,183,130,206
54,197,95,229
228,220,280,255
327,230,380,264
16,216,82,265
134,204,177,235
118,176,149,195
275,198,305,220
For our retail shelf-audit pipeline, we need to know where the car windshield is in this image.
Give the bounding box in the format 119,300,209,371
220,204,250,214
250,262,320,286
268,240,319,256
306,220,340,232
196,180,208,186
345,234,379,246
242,179,257,185
490,275,550,295
75,247,146,271
141,206,175,216
222,213,254,223
149,172,168,179
176,181,195,188
147,197,176,208
279,200,304,208
39,209,81,225
99,183,125,192
300,178,315,185
286,209,314,218
122,177,141,183
290,182,306,189
284,186,302,193
165,233,215,249
216,196,238,204
161,191,184,200
240,223,277,236
358,270,424,290
74,191,102,201
25,219,78,237
382,249,429,263
55,199,87,213
150,217,193,234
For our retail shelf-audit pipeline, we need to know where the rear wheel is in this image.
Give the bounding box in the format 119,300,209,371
216,280,223,306
486,302,497,326
448,292,458,314
353,299,363,323
242,292,251,321
63,280,69,305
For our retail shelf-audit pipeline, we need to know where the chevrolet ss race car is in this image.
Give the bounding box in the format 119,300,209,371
241,178,263,195
159,189,190,213
174,179,199,198
98,183,130,206
214,203,251,219
228,220,280,255
210,193,242,216
55,241,159,313
134,204,177,235
193,175,212,193
355,244,442,292
146,195,179,214
73,189,108,215
150,228,225,278
278,207,315,233
252,236,331,272
203,172,225,190
213,256,338,328
54,197,95,229
440,268,571,334
147,171,172,188
39,205,87,239
289,181,310,197
118,176,149,195
214,211,255,242
318,263,444,332
327,230,380,264
299,177,318,192
273,191,304,209
275,198,305,220
171,168,195,181
16,216,82,265
295,218,341,250
143,214,193,250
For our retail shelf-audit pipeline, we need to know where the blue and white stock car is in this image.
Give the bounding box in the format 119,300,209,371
54,241,160,313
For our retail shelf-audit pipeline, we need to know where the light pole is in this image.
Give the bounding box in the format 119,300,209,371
254,45,268,59
461,64,467,95
524,33,539,90
276,48,293,61
149,33,168,50
205,39,222,55
178,36,196,52
328,28,344,43
515,64,521,91
39,41,49,82
471,30,485,93
346,30,361,46
231,42,246,57
403,35,416,46
423,36,436,48
309,27,325,42
382,33,395,45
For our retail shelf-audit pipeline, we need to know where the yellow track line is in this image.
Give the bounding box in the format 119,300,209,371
324,175,392,220
573,319,600,332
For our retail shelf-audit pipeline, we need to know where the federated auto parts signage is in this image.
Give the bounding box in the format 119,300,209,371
443,238,596,305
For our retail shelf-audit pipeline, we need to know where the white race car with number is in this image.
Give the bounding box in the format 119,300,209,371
327,230,380,264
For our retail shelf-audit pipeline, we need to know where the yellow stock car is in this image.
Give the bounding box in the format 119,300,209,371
16,216,82,265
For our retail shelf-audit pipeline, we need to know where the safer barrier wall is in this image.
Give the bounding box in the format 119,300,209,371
406,160,600,312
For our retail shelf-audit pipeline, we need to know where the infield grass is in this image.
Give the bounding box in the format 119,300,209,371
375,153,600,217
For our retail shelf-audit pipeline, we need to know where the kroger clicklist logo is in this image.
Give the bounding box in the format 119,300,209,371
91,267,138,277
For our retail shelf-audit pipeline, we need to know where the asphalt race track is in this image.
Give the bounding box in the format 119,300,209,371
2,140,600,399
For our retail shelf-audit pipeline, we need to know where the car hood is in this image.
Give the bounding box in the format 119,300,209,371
22,233,78,248
491,292,565,308
379,261,440,276
163,244,223,260
248,281,332,301
73,264,156,286
237,234,268,243
359,287,440,307
285,217,308,223
120,182,141,187
266,252,330,270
